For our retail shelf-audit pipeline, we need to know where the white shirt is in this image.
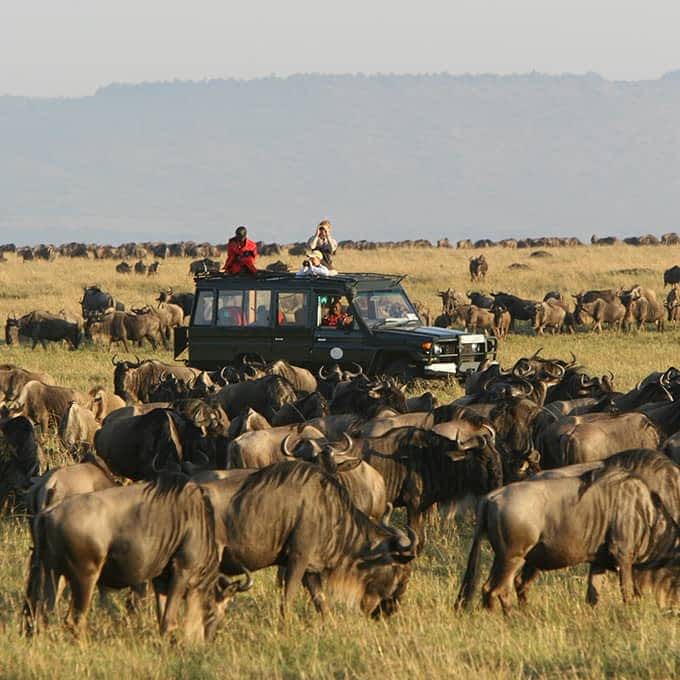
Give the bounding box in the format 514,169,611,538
296,262,331,277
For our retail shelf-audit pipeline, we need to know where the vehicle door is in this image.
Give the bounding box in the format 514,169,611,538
310,292,368,366
189,288,273,363
272,291,313,363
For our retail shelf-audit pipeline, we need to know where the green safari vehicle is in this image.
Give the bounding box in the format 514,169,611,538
174,271,497,381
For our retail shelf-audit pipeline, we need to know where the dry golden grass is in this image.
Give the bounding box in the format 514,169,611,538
0,244,679,678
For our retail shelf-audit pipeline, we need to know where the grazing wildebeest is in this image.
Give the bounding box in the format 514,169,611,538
5,311,81,350
215,461,416,618
116,262,132,274
133,260,148,275
188,258,220,276
574,297,626,333
456,467,678,612
25,474,237,640
4,381,91,434
271,392,329,426
58,402,100,452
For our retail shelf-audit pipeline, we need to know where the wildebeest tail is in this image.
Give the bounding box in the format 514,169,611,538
23,513,46,634
454,497,488,610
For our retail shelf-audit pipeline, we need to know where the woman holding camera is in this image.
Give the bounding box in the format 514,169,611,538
306,220,338,268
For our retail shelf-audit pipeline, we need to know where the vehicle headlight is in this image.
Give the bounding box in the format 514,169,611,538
433,343,443,355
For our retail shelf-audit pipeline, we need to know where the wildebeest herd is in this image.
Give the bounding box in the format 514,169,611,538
434,277,680,337
0,343,678,643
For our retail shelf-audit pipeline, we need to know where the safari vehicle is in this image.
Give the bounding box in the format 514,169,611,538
175,271,497,380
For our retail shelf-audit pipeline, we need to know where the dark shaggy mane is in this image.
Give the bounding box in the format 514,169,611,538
144,471,192,498
432,404,489,428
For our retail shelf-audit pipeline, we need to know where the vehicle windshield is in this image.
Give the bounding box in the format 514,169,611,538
354,290,420,328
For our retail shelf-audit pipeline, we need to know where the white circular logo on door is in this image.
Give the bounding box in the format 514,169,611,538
330,347,344,360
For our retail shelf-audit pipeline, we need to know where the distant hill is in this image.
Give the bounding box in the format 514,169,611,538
2,72,680,245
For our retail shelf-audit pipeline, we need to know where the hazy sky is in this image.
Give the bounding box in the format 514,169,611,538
3,1,680,97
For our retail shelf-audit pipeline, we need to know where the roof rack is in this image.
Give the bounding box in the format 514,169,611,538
193,270,406,285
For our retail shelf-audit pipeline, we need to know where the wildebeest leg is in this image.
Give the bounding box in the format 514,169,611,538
183,589,205,643
159,332,168,350
66,570,99,634
617,559,636,604
406,509,426,552
147,335,158,350
122,336,131,354
126,582,147,613
586,564,607,606
154,589,167,627
281,555,307,618
40,338,48,350
302,572,328,618
515,563,539,606
483,555,525,614
160,570,189,637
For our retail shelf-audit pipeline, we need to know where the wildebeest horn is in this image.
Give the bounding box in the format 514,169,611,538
530,348,543,360
236,568,253,592
220,366,229,382
334,432,353,454
151,453,161,472
380,502,394,528
567,352,577,367
518,380,534,397
281,433,298,457
318,364,329,380
395,524,418,552
347,362,363,378
481,424,496,442
111,353,121,366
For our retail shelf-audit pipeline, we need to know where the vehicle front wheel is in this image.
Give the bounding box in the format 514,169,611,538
382,359,419,384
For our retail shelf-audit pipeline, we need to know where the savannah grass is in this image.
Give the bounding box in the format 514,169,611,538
0,244,678,678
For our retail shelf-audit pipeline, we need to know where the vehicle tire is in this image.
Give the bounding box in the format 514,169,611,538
383,359,418,384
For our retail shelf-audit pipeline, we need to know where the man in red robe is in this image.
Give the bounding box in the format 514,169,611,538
223,226,258,275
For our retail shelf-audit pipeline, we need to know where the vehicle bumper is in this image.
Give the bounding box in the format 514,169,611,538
423,362,459,376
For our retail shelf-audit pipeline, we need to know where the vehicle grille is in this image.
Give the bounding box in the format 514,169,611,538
437,341,458,356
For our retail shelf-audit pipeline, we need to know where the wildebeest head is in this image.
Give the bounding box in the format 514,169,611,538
5,315,19,345
112,354,142,402
0,416,44,509
357,504,417,618
281,432,356,472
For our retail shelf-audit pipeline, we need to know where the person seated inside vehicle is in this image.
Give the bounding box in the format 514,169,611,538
321,300,353,329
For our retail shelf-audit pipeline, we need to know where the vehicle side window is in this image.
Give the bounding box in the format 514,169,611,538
217,291,245,327
317,294,355,330
277,292,309,327
247,290,272,327
194,290,215,326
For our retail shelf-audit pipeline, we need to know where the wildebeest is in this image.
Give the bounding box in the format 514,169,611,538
156,302,185,340
4,381,91,434
329,376,407,416
81,286,125,318
536,412,660,468
215,461,416,618
491,306,511,339
574,297,626,333
95,408,208,480
663,265,680,287
216,375,298,421
116,261,132,274
86,310,163,352
0,366,56,402
456,466,678,611
316,362,364,399
0,416,45,509
133,260,147,275
465,306,495,334
280,433,387,520
25,474,235,640
271,392,329,426
620,287,665,331
58,402,100,452
469,255,488,282
157,288,195,317
5,311,81,350
355,427,503,545
188,258,220,276
490,292,536,324
531,299,573,335
112,357,206,404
